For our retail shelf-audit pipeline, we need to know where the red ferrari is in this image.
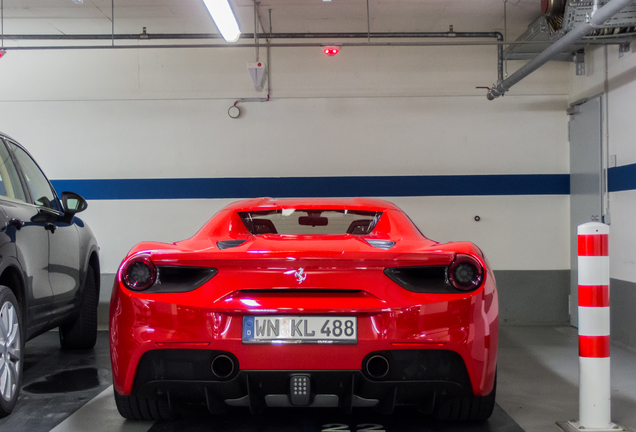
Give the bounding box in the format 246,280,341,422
109,198,498,421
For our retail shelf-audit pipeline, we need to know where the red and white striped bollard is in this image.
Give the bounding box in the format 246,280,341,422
559,222,625,431
578,222,611,429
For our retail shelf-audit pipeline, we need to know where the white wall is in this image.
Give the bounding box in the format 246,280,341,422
570,44,636,284
0,43,570,276
569,43,636,347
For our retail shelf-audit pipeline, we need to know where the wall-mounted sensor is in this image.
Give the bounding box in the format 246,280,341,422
228,105,240,119
247,61,267,92
474,216,481,222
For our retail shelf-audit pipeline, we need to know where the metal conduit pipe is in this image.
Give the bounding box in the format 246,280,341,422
3,31,505,83
9,39,632,50
4,31,504,40
496,32,504,84
487,0,633,100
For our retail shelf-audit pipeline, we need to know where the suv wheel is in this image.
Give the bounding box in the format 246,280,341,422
0,285,23,418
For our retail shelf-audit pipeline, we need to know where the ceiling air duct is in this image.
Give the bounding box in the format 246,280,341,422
542,0,566,16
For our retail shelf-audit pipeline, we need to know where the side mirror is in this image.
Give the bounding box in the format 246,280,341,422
61,191,88,214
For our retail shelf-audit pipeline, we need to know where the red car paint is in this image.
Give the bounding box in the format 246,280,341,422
109,198,498,404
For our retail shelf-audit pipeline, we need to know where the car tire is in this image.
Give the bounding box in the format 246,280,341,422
434,371,497,421
114,388,176,420
59,264,98,350
0,285,23,418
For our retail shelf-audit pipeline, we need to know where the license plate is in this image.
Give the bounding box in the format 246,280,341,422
242,316,357,344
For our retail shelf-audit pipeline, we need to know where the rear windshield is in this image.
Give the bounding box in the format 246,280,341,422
239,209,382,235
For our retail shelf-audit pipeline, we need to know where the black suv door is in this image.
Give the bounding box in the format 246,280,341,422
0,139,53,337
7,142,81,322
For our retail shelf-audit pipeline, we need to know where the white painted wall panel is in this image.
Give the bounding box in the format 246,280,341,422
0,49,144,101
569,47,606,103
272,47,569,98
83,195,570,274
0,95,568,180
570,46,636,167
563,30,636,349
0,46,571,279
0,1,539,40
0,45,569,101
569,46,636,284
606,53,636,168
386,195,570,271
608,190,636,283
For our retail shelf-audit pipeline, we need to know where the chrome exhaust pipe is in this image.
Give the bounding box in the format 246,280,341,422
211,355,235,378
366,355,390,379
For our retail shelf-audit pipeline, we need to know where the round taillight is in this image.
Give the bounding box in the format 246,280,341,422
122,254,156,291
449,254,483,291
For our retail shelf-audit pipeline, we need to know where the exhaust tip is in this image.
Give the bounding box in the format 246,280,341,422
366,355,390,379
211,355,235,378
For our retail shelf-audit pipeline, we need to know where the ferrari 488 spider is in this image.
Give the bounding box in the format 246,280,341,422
110,198,498,421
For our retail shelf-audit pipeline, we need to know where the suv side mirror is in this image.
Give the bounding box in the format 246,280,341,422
61,191,88,214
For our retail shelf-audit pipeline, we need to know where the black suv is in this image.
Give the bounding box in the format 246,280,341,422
0,132,99,417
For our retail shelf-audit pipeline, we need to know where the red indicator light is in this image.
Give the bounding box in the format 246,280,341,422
323,46,339,56
0,49,6,59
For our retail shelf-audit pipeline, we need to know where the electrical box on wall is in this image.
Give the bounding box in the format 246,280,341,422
247,62,267,92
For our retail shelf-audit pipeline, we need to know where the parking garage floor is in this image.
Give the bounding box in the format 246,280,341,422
1,326,635,432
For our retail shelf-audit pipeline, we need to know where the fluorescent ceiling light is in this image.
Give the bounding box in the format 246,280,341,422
202,0,241,43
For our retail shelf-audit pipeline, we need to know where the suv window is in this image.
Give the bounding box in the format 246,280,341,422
0,140,27,202
9,143,59,211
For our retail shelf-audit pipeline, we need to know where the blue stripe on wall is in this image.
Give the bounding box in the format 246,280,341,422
608,163,636,193
50,174,570,200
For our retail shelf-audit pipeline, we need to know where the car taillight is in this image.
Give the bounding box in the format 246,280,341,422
448,254,483,291
155,266,218,293
385,254,484,293
121,254,217,293
122,254,156,291
384,266,450,293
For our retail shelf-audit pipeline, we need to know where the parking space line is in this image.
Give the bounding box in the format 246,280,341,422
50,386,154,432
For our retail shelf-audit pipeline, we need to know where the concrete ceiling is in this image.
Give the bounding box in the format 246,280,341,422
1,0,541,40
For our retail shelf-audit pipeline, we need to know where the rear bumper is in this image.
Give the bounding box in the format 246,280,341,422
132,349,472,414
109,277,498,402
